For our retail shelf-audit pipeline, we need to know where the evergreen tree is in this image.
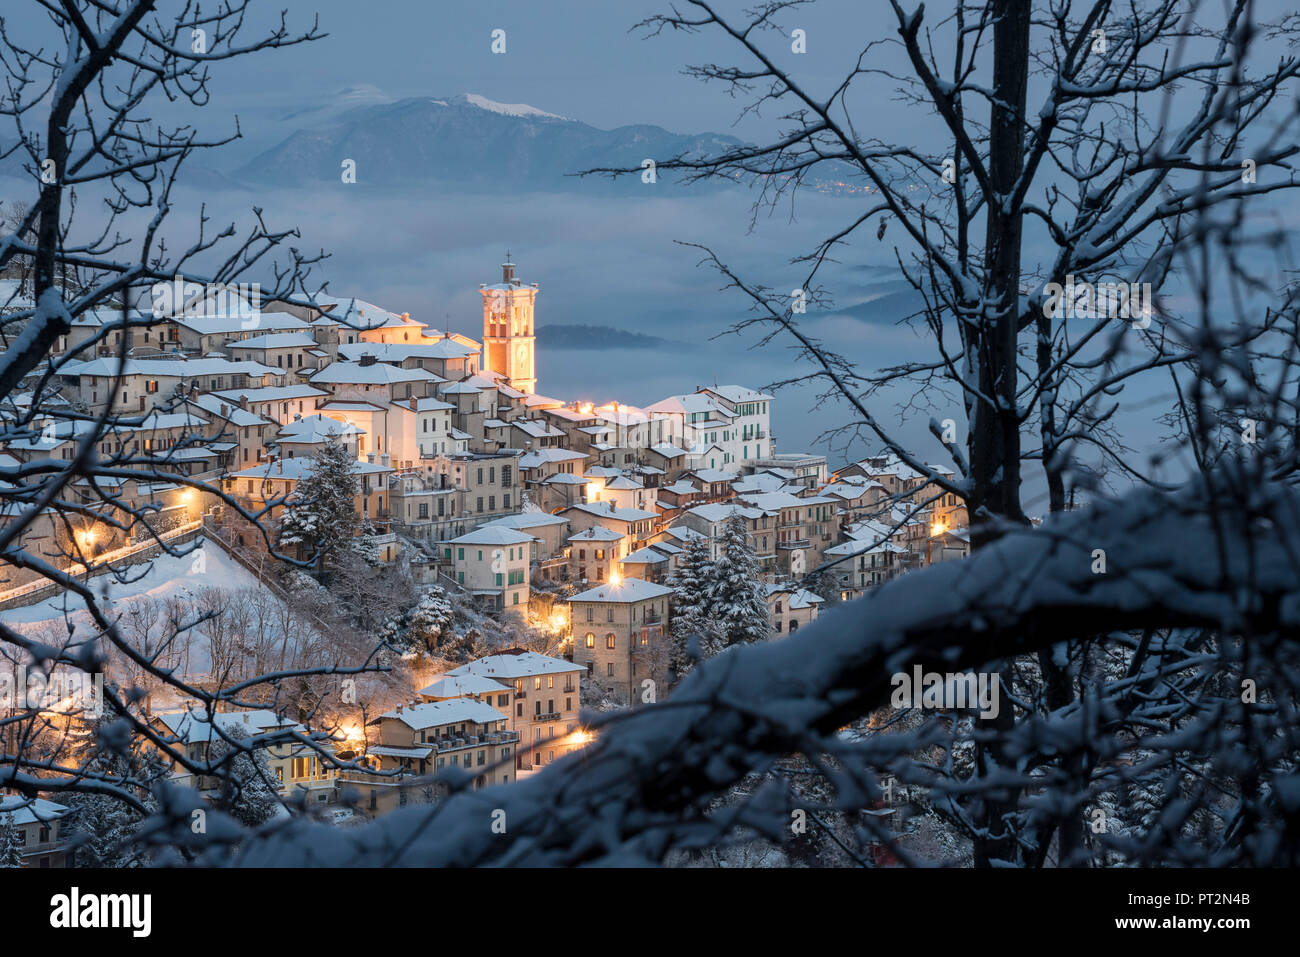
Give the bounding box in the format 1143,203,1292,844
62,714,162,866
349,519,383,566
380,588,474,662
667,534,711,621
409,589,454,648
0,816,22,867
665,517,769,676
707,514,771,648
277,436,361,573
207,734,283,828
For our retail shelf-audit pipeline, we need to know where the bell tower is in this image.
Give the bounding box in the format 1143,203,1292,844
480,256,537,394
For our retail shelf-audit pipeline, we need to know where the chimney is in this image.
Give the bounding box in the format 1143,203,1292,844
220,403,229,417
358,353,378,367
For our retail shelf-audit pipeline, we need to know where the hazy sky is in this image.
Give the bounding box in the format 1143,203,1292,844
8,0,1298,505
210,0,878,149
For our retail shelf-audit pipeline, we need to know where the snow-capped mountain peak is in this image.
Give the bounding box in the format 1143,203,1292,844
458,93,569,121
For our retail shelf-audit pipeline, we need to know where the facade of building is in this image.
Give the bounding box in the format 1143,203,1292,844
0,796,69,868
441,652,586,771
566,578,674,705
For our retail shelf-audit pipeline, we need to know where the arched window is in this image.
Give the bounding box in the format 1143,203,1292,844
606,633,616,649
585,633,595,648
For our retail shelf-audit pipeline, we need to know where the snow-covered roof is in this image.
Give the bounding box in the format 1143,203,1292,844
824,538,905,557
446,526,534,546
154,707,303,744
519,448,587,468
368,744,434,759
502,419,566,439
687,502,766,523
406,396,455,412
212,384,329,404
172,313,311,336
482,512,570,531
568,526,623,542
60,356,279,378
765,584,825,609
689,468,739,484
227,456,391,481
0,796,68,826
382,698,505,730
569,578,674,603
440,380,489,395
525,394,566,408
188,393,269,427
619,546,671,565
339,340,474,362
648,442,689,458
310,361,438,385
662,525,709,543
419,673,511,698
564,503,656,522
276,415,363,442
319,296,413,331
704,384,775,404
447,651,582,681
227,332,318,350
316,400,388,413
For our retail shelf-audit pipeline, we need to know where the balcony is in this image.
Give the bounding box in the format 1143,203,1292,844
533,711,561,722
778,539,811,549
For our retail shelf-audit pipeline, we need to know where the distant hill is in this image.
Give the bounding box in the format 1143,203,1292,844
235,93,748,193
537,323,679,350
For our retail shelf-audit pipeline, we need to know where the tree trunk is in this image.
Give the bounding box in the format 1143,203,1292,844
972,0,1032,869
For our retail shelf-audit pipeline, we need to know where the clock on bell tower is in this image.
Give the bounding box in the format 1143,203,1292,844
480,256,538,394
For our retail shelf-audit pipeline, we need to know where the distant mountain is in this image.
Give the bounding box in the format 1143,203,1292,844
537,323,679,350
235,93,747,193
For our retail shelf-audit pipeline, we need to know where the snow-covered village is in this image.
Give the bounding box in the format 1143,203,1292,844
1,253,974,862
0,0,1295,928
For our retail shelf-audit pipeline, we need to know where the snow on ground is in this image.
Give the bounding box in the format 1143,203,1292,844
0,536,261,627
0,537,291,695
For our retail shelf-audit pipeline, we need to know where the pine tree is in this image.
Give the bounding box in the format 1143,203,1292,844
665,517,769,677
409,589,454,649
707,514,771,648
61,714,162,866
350,519,382,566
207,734,283,828
0,816,22,867
277,436,361,573
667,534,711,621
381,588,472,662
